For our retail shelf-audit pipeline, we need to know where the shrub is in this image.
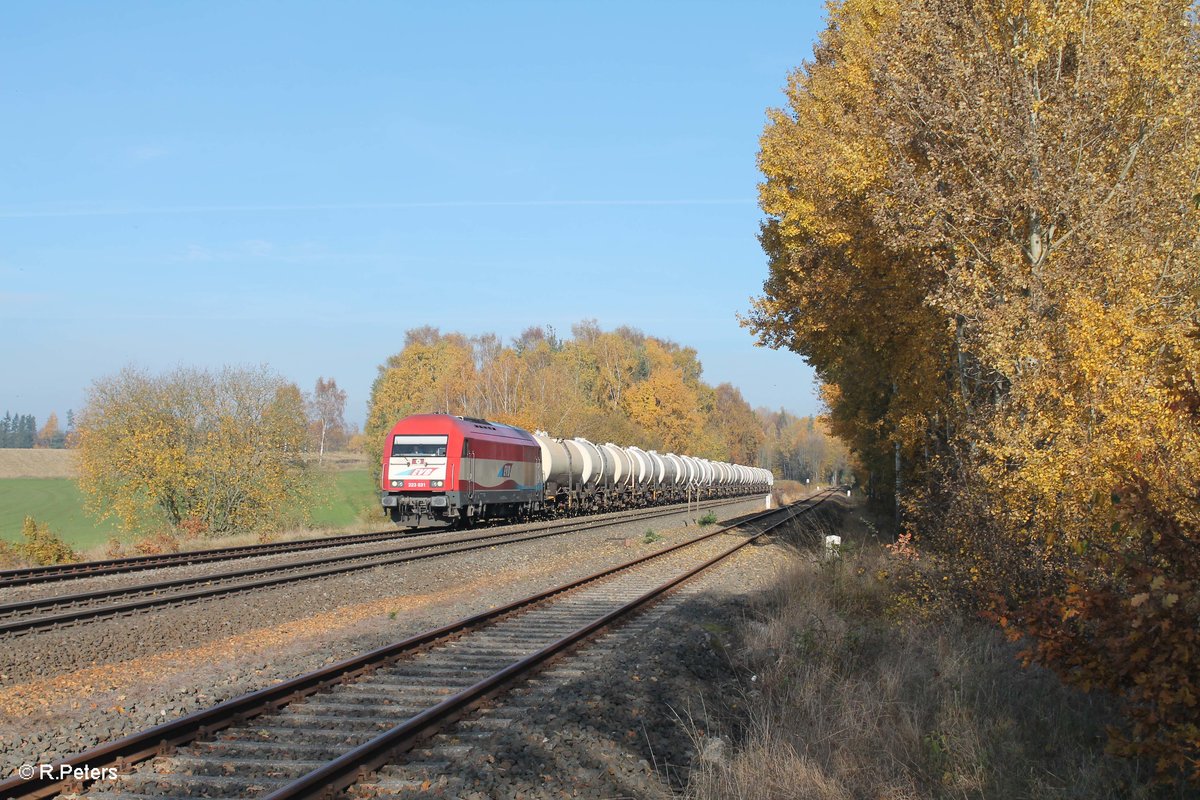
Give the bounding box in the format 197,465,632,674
178,516,208,539
698,512,718,526
0,540,19,568
131,530,181,556
643,529,664,544
18,516,77,565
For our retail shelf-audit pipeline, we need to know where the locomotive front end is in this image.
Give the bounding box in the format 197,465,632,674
381,429,452,525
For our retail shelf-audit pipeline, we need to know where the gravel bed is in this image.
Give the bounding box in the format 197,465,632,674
0,498,769,778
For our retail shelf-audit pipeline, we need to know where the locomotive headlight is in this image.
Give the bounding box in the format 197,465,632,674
431,480,443,488
391,480,403,488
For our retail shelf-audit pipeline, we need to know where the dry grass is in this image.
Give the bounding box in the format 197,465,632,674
0,448,77,478
770,479,812,506
681,499,1170,800
303,449,369,471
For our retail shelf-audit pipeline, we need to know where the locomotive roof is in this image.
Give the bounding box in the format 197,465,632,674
388,413,538,444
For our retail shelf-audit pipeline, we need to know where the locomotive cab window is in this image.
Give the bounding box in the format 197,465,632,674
391,435,449,458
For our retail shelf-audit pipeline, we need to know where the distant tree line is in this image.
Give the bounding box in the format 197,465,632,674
0,411,73,449
757,409,852,486
0,413,37,448
69,348,848,544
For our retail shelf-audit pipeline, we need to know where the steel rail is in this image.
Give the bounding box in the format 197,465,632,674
0,490,830,800
0,495,761,637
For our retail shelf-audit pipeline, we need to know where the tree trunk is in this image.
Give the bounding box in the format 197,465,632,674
894,438,902,538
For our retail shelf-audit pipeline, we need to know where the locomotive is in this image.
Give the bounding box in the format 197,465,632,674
379,413,773,526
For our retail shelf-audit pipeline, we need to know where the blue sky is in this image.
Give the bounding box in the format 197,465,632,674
2,1,826,429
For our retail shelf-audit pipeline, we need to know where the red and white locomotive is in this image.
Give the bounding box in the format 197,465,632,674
380,414,544,525
379,413,774,526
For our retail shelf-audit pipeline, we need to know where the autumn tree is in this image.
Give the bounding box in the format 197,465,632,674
754,0,945,497
364,322,788,467
364,330,479,467
307,377,348,463
36,412,66,449
77,366,313,534
711,384,765,465
749,0,1200,777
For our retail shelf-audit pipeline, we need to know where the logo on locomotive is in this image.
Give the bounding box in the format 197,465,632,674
498,463,512,477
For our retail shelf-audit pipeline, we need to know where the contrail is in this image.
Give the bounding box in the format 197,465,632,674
0,199,755,219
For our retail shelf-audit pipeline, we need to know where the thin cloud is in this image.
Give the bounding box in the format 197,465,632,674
0,199,755,219
127,145,170,162
0,291,52,305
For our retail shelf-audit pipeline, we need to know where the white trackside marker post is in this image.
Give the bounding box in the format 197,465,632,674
824,535,842,560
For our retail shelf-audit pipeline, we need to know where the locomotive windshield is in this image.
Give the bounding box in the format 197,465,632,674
391,435,449,458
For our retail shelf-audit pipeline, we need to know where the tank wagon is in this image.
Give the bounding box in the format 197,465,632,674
380,413,774,526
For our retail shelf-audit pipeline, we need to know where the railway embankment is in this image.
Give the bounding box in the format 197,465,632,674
679,496,1161,800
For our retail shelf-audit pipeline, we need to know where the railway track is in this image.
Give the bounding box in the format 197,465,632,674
0,495,761,638
1,490,832,800
0,493,759,590
0,526,450,589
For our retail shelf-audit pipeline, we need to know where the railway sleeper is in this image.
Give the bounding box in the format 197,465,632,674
150,754,329,779
345,669,494,686
107,769,292,795
336,687,464,703
293,700,445,717
236,726,373,743
191,739,348,760
243,713,403,732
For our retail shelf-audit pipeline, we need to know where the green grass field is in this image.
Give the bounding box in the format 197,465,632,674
308,469,379,527
0,469,380,550
0,478,121,549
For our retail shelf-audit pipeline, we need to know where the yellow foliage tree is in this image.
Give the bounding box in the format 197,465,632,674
365,323,801,468
78,366,312,534
750,0,1200,778
746,0,952,515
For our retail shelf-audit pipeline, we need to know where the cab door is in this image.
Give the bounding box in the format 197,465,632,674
463,438,475,501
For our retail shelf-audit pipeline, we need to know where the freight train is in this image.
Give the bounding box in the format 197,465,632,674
379,413,773,526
